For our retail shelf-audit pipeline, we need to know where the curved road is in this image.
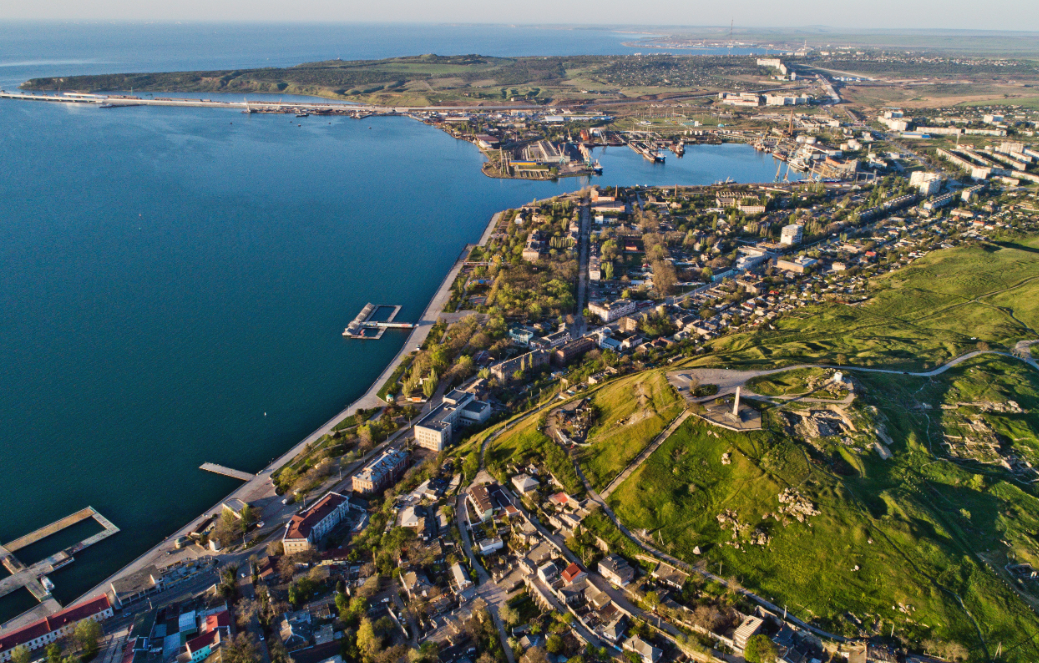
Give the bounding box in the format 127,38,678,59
676,345,1039,404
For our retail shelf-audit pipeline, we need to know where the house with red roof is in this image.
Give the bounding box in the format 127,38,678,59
201,611,231,635
186,629,224,663
547,492,571,508
560,562,587,585
0,596,113,662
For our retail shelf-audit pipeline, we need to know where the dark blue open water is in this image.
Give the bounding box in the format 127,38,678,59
0,23,779,621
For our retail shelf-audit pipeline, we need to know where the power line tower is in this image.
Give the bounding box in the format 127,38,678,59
728,20,734,55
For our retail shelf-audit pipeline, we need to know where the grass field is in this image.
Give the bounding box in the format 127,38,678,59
486,413,585,496
686,238,1039,373
958,96,1039,110
608,357,1039,659
574,371,684,490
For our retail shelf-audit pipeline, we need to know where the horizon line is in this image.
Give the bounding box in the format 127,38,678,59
1,20,1038,36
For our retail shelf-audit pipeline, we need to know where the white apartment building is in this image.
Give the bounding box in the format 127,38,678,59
780,224,803,246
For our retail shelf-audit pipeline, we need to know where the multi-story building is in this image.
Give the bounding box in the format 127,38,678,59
588,299,636,323
910,171,943,196
352,448,409,495
490,349,550,382
533,328,571,349
598,554,635,586
780,224,803,246
0,596,113,662
522,230,548,262
553,337,597,367
468,484,495,521
414,390,492,452
282,491,352,554
733,616,765,653
775,256,818,274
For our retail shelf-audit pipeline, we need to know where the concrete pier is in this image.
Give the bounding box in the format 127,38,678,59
5,508,96,552
0,507,119,607
343,304,414,339
200,463,255,481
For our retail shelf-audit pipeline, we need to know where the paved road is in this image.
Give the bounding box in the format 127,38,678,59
95,620,132,663
455,492,516,663
238,577,272,663
574,199,591,337
671,345,1039,405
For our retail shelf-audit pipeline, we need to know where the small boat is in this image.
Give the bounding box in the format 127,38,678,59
295,111,309,118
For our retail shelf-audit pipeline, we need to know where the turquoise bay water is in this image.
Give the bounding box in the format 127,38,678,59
0,24,782,622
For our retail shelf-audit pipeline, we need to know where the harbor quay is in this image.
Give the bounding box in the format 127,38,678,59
0,508,120,625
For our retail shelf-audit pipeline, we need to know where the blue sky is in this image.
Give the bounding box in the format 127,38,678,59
3,0,1037,32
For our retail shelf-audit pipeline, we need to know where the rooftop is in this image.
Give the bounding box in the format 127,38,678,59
285,492,348,541
0,595,112,655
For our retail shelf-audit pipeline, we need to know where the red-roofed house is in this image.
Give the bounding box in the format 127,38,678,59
561,563,587,585
186,630,224,663
548,493,571,508
282,492,350,554
0,596,113,662
202,611,231,635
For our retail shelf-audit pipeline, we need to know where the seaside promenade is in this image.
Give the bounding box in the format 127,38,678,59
0,212,505,632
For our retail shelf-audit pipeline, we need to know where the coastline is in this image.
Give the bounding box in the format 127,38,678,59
4,210,503,631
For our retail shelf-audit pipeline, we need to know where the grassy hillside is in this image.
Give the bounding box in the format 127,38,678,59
689,238,1039,372
575,371,684,490
609,359,1039,659
20,53,771,106
486,414,585,496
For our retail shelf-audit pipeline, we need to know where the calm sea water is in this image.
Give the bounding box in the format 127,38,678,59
0,23,779,622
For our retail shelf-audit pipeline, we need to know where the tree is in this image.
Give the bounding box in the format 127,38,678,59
835,353,847,367
224,634,262,663
240,505,256,533
357,575,380,599
218,564,240,599
644,591,661,610
498,603,520,626
520,647,550,663
455,355,475,379
356,617,381,663
11,646,31,663
546,635,564,655
46,644,62,663
236,598,259,629
422,371,439,399
743,634,778,663
75,618,103,657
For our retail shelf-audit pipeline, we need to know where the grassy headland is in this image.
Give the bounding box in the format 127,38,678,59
20,53,777,106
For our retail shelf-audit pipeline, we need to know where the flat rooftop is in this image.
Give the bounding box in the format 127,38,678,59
415,403,454,430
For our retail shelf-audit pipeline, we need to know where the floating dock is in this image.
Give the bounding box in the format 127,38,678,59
343,303,415,340
200,463,256,481
0,507,119,605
